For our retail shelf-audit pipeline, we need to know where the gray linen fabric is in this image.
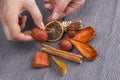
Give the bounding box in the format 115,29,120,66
0,0,120,80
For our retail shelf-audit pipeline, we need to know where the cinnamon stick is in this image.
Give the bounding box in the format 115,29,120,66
41,44,82,64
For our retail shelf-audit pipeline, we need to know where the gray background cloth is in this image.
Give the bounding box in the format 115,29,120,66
0,0,120,80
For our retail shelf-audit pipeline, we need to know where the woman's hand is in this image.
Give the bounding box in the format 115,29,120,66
44,0,85,21
0,0,45,41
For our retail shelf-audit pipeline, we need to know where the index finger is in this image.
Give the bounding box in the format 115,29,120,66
62,0,85,17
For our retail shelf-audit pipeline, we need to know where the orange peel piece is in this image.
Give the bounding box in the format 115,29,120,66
33,52,50,68
69,39,97,60
52,56,67,76
72,27,96,42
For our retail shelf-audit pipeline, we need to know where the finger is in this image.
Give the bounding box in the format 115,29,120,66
48,0,72,21
24,1,45,30
44,0,57,5
44,0,51,3
5,13,34,41
1,19,13,40
24,30,32,35
44,3,54,11
14,32,34,41
19,15,27,30
63,6,78,18
64,0,85,17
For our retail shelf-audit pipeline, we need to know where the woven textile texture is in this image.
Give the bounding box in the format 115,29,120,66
0,0,120,80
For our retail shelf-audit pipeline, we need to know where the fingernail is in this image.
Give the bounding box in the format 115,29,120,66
40,22,45,30
51,12,59,20
37,22,45,30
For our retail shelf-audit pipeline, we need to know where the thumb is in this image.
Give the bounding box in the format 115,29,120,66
48,0,72,21
25,1,45,30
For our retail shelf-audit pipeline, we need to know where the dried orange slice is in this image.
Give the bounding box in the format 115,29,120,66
52,56,67,76
45,21,64,42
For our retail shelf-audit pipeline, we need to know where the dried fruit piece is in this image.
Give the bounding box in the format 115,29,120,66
31,27,48,42
59,38,72,51
67,30,77,38
45,21,64,42
52,56,67,76
69,39,97,60
72,27,96,42
66,21,82,38
33,52,50,68
67,21,82,31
